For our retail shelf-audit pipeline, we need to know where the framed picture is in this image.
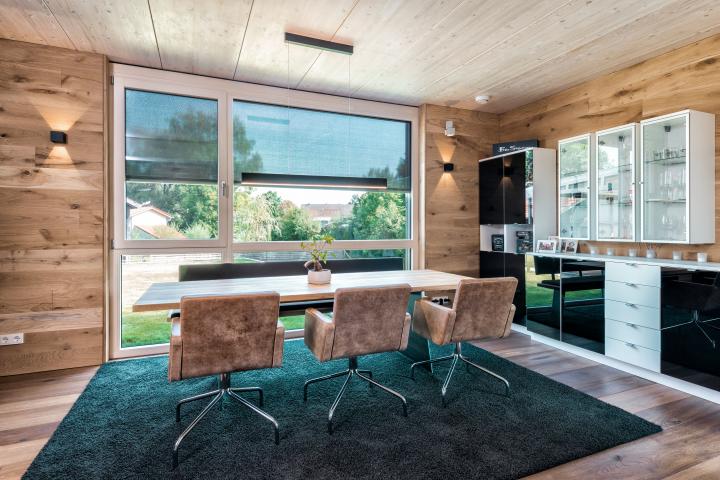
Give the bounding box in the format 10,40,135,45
536,240,557,253
563,239,578,253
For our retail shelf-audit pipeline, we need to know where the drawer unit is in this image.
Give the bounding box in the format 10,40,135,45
605,299,660,329
605,318,661,351
605,262,661,287
605,337,661,372
605,280,660,308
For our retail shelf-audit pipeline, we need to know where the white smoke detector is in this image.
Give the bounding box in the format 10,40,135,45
475,94,491,104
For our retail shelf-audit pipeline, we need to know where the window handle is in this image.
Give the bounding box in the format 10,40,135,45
221,181,227,197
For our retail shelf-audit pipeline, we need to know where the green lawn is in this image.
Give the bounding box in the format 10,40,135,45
121,309,305,348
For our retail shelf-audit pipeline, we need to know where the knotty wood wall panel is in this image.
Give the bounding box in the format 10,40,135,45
498,33,720,259
422,104,498,277
0,39,105,376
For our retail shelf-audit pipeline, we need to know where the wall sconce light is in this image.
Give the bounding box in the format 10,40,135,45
443,163,455,172
50,131,67,144
444,120,455,137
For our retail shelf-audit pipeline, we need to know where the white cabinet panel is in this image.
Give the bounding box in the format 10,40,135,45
605,337,661,372
605,262,660,287
606,318,661,351
605,280,660,308
605,299,660,329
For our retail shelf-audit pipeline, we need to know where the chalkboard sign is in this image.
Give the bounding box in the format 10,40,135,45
492,139,539,156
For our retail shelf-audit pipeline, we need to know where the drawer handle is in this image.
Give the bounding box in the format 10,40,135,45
625,342,636,348
625,282,637,287
625,322,636,328
627,263,637,267
625,302,636,308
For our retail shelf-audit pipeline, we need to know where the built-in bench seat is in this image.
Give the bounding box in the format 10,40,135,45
168,258,405,319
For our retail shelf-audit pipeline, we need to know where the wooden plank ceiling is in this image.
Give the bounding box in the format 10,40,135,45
1,0,720,113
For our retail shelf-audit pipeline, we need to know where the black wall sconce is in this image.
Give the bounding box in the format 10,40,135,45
443,163,454,172
50,131,67,144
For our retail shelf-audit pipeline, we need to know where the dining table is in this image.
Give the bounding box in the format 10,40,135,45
133,268,471,368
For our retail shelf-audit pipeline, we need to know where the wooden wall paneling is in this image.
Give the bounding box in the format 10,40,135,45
498,33,720,260
422,104,498,278
0,38,105,376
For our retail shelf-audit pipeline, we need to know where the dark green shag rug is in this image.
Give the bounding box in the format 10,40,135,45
23,340,660,479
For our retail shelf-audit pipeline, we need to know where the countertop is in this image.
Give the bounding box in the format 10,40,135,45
528,251,720,272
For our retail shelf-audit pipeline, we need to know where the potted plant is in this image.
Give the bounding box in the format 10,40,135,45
301,235,335,284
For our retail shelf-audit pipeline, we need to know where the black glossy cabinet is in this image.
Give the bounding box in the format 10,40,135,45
479,251,526,322
661,269,720,391
478,152,528,225
526,255,605,354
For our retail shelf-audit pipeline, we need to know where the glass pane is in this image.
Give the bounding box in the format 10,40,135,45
642,115,687,242
233,186,409,242
560,258,605,354
597,127,635,240
525,254,561,341
559,136,590,239
125,89,218,183
126,183,218,239
233,250,409,331
125,89,219,240
232,101,411,191
120,253,222,348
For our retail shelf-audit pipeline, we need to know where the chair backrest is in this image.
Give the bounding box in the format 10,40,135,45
179,257,405,281
178,292,280,379
330,284,411,359
450,277,518,342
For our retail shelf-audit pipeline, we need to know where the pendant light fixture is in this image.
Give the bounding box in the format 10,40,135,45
238,32,387,191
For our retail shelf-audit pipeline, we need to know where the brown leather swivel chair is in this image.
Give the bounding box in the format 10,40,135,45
168,293,284,468
303,284,412,433
410,278,517,406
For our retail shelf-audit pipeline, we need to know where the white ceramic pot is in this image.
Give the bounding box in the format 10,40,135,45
308,269,331,284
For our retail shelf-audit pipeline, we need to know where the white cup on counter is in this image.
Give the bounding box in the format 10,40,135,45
606,248,615,256
627,248,638,257
697,252,708,263
589,246,599,255
672,251,683,261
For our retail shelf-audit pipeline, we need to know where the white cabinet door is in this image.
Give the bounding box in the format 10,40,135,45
596,124,637,241
559,134,592,240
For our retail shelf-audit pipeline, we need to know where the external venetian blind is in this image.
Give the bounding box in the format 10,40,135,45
232,101,411,192
125,89,219,183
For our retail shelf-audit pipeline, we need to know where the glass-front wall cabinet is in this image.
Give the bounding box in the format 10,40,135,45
641,113,688,242
596,125,636,241
559,135,591,239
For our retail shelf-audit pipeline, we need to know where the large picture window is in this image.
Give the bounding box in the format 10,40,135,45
111,65,418,358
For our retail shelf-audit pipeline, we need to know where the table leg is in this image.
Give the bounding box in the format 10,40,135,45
398,292,432,372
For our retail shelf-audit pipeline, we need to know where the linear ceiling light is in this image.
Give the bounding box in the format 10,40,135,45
284,32,354,55
240,173,386,190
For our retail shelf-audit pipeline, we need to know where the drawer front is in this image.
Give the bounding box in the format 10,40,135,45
605,337,661,372
605,318,661,351
605,262,661,287
605,299,660,329
605,280,660,308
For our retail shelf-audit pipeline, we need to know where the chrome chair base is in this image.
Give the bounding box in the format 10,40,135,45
410,342,510,406
173,373,279,469
304,357,408,434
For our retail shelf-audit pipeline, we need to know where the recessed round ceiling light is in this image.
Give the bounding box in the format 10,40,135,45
475,94,491,104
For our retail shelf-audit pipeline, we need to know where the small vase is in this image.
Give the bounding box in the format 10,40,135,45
308,269,331,284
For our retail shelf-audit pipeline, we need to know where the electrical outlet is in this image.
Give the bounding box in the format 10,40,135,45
0,333,23,345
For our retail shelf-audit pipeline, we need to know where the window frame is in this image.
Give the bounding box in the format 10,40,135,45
110,64,420,359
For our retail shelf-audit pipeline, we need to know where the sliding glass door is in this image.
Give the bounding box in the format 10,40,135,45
110,64,418,358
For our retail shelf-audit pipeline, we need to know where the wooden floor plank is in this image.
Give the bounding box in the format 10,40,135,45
1,332,719,479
